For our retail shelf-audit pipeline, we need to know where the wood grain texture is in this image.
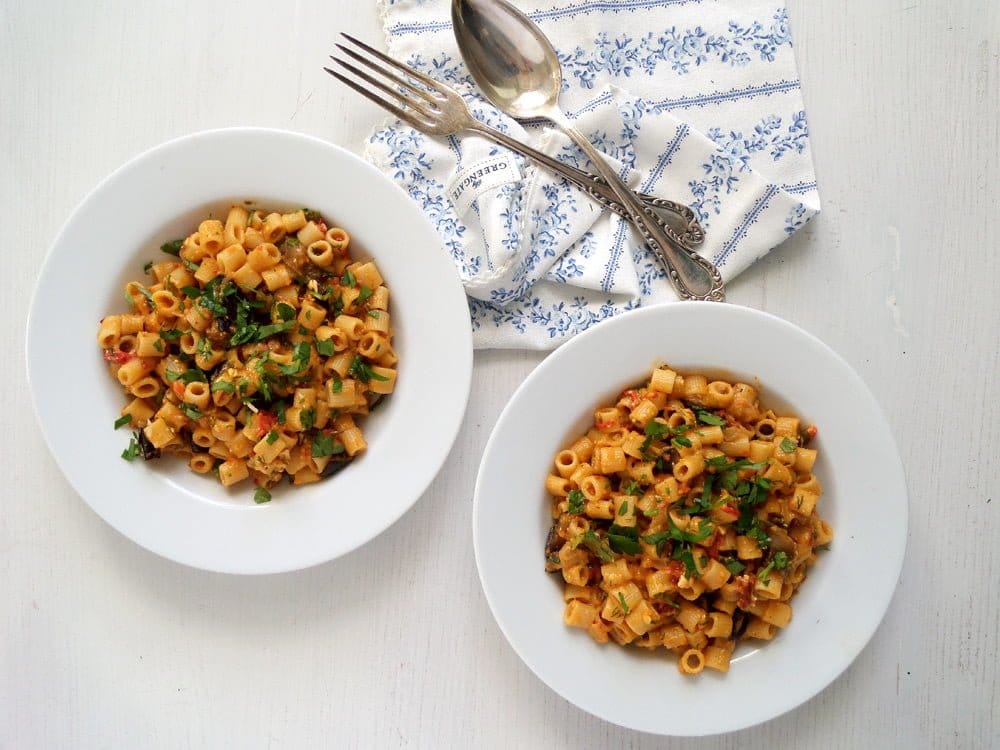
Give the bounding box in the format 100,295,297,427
3,0,997,747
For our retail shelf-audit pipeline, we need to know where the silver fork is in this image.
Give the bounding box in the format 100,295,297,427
325,33,704,248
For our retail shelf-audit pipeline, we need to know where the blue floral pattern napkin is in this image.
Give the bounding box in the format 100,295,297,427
366,0,820,348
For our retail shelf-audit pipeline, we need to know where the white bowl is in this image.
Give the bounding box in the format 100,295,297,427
26,128,473,574
474,302,907,735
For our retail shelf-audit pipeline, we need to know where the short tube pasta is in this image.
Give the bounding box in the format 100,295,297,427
543,365,830,677
99,206,396,503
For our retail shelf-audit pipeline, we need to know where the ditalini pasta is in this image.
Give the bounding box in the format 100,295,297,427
99,206,396,503
544,366,831,675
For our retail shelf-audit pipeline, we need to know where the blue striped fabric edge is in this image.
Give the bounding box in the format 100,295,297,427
387,0,704,35
712,184,781,266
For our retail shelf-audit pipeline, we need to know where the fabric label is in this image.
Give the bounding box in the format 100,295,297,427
445,153,522,216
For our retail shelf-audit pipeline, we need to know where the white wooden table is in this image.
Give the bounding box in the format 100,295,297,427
4,1,998,747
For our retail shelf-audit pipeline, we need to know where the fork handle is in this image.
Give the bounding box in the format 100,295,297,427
553,117,724,302
465,121,704,248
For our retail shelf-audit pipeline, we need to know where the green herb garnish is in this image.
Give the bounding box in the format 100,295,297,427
617,592,630,615
300,408,316,431
758,551,789,584
279,341,311,375
311,433,344,458
121,437,141,461
253,487,272,504
566,489,585,515
696,410,725,426
114,414,132,429
348,356,388,383
569,530,614,563
160,238,184,256
723,558,746,575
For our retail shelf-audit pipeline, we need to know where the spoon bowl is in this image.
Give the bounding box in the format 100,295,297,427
452,0,562,120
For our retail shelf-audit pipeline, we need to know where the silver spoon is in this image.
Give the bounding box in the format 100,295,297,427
451,0,725,302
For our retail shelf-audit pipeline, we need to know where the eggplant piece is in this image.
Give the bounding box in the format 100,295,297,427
134,430,160,460
763,523,796,555
732,610,749,639
320,454,353,478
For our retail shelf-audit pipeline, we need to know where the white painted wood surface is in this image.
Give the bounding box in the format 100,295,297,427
3,0,998,746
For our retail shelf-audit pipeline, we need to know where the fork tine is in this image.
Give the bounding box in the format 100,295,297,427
339,32,444,92
323,67,430,129
330,57,439,121
333,43,442,109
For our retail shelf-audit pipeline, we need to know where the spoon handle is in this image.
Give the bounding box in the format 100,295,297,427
556,121,725,302
466,121,703,247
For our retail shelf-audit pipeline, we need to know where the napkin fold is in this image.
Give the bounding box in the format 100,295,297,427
366,0,820,348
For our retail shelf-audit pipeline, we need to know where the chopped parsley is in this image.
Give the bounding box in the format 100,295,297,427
181,404,203,421
180,285,201,299
356,285,373,304
643,515,714,571
368,310,380,318
300,408,316,431
265,429,279,445
672,435,693,449
160,238,184,256
569,530,614,563
121,437,141,461
113,414,132,429
758,551,789,584
341,269,356,287
696,409,726,427
722,558,746,575
617,592,630,616
196,335,213,359
211,381,235,394
311,433,344,458
278,342,311,375
348,356,388,383
566,489,585,515
622,480,643,497
255,321,296,340
253,487,272,504
275,302,296,321
169,369,208,384
780,437,797,453
159,328,183,341
329,376,343,394
607,524,642,555
316,338,335,356
142,260,153,274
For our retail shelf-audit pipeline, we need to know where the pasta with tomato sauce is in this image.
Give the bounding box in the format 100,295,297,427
97,205,396,502
543,365,831,675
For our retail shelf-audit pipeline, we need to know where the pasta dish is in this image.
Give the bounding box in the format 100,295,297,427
97,206,396,503
544,365,831,675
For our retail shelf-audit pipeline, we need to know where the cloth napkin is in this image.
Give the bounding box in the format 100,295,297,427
365,0,820,348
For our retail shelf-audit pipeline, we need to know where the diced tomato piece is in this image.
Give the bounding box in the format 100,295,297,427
667,560,684,584
256,411,277,438
102,348,135,365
